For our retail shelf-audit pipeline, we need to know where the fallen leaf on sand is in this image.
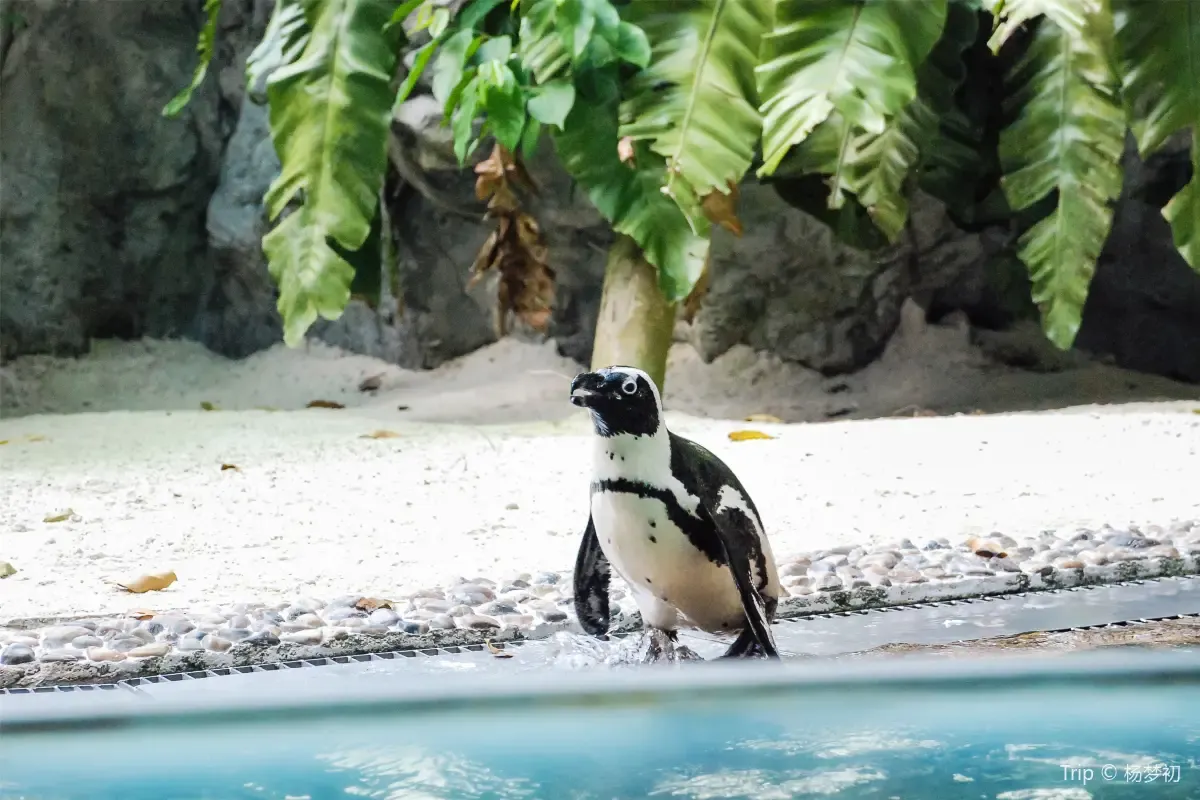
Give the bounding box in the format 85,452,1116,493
44,509,75,523
1193,409,1200,415
130,610,156,620
397,405,410,412
728,430,775,442
115,571,177,594
360,430,401,440
0,440,7,445
0,561,16,579
307,400,345,409
220,463,240,471
486,640,514,659
744,413,783,424
26,435,47,442
354,597,393,612
966,537,1008,559
200,401,218,411
358,373,383,392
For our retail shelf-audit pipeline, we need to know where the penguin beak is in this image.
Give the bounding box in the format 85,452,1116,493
569,371,603,408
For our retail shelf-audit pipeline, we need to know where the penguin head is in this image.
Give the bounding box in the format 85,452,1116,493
569,366,661,437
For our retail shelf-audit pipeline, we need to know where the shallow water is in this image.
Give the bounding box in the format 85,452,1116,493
2,652,1197,799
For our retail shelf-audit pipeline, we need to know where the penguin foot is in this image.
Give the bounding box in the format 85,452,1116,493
639,629,702,665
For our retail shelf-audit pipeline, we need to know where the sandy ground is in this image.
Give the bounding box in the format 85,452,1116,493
2,309,1199,624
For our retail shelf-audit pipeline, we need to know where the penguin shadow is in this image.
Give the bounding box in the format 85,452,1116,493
590,627,815,668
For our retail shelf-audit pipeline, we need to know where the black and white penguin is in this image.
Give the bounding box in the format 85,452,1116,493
569,365,781,661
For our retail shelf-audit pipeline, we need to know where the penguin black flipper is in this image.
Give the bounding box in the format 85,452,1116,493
669,433,780,659
573,514,611,637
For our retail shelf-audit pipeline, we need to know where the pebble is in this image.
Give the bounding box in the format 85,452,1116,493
128,643,171,658
368,608,399,626
1,643,35,665
243,631,280,646
203,635,233,652
281,629,323,646
457,614,500,630
6,519,1197,674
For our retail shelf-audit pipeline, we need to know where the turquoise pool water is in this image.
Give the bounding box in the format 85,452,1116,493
2,651,1197,799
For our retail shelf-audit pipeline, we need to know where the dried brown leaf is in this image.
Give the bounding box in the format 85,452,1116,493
681,260,710,323
44,509,75,523
486,640,514,659
744,413,784,424
700,182,744,236
306,400,345,409
115,571,177,594
617,136,635,165
360,429,402,439
220,463,240,471
0,561,16,579
728,430,775,441
129,610,156,621
355,597,393,612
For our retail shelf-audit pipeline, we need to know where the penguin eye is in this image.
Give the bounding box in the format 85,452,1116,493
621,378,638,396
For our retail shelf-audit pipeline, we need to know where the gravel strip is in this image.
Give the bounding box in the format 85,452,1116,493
2,521,1197,689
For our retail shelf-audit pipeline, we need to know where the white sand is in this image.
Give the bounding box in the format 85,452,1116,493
1,326,1198,624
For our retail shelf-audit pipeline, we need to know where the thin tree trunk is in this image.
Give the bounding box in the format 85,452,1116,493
589,234,676,391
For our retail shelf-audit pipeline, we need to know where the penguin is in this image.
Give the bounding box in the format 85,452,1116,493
568,365,781,661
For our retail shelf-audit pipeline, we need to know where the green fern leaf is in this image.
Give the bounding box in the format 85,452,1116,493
162,0,223,117
996,3,1125,348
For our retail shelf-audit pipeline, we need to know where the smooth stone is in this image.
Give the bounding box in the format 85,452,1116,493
398,620,429,634
808,560,834,575
1,643,35,665
129,627,155,644
224,628,252,642
358,625,390,636
404,609,436,621
1147,545,1180,559
281,629,323,645
448,604,473,617
326,595,362,609
341,617,368,629
449,583,496,601
1107,534,1156,549
1105,548,1139,562
10,636,38,648
479,601,517,616
41,625,91,646
824,544,855,556
170,619,196,635
500,614,535,628
257,610,283,624
858,552,899,570
922,566,947,580
864,572,891,587
529,584,559,598
366,608,399,626
293,613,324,629
109,636,143,653
71,635,104,649
921,540,947,551
429,614,456,630
243,630,281,646
818,554,849,568
407,588,446,600
813,574,841,592
500,590,534,605
324,606,365,622
846,547,865,562
949,557,993,576
990,557,1021,572
198,614,227,627
177,637,204,651
1053,557,1085,569
41,649,82,663
780,561,809,577
413,598,452,613
502,579,531,591
533,572,561,585
835,566,863,580
128,643,171,658
457,614,500,630
87,647,125,662
203,635,233,652
138,620,165,636
783,575,812,589
1071,531,1094,542
226,614,251,630
889,568,927,584
1078,550,1108,566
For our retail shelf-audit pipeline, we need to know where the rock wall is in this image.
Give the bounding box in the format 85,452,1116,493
2,0,1198,384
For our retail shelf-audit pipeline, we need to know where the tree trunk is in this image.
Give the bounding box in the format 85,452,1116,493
589,234,676,391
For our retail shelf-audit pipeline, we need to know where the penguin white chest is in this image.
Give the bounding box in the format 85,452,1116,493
589,490,745,633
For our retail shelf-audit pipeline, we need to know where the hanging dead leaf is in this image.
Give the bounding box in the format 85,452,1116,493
486,640,514,659
220,463,240,471
354,597,393,612
617,136,635,165
469,144,556,337
744,413,784,424
700,182,744,236
115,571,177,594
0,561,16,579
200,401,218,411
43,509,75,523
728,430,775,442
306,400,345,409
358,373,383,392
360,429,402,439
